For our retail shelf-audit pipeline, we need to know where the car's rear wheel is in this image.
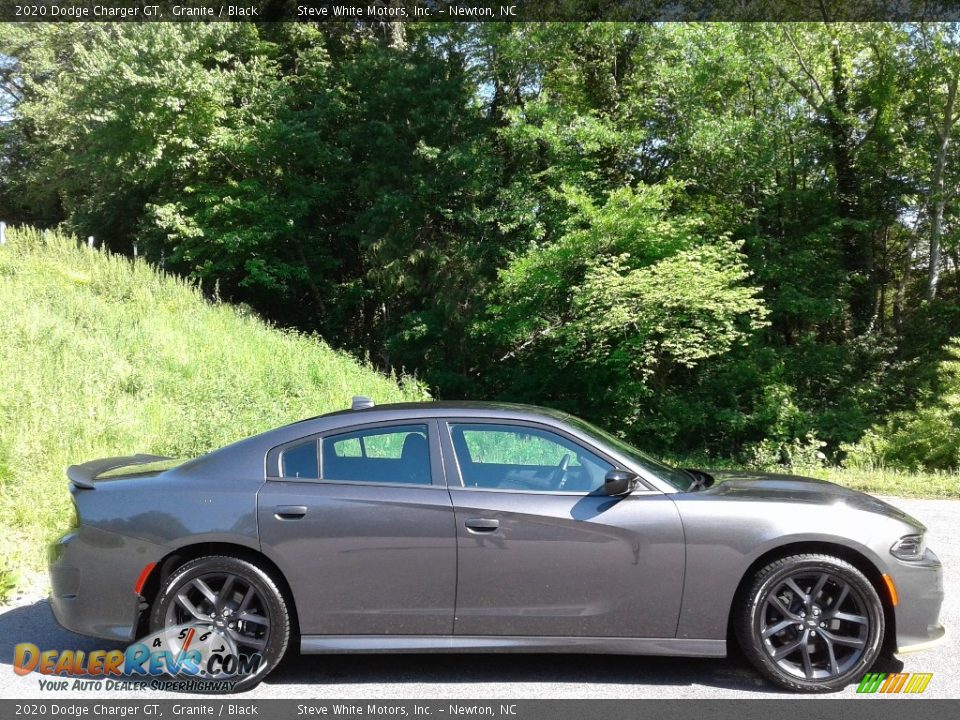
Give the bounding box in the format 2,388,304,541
149,555,290,692
736,553,885,692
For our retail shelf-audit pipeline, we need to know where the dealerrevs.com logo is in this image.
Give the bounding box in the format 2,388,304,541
856,672,934,694
13,625,261,693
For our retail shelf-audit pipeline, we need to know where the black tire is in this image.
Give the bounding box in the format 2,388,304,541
149,555,291,693
735,553,885,692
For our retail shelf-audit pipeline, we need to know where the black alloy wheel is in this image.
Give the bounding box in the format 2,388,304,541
149,555,291,692
737,553,885,692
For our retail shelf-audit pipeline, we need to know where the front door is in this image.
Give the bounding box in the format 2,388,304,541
442,420,685,638
258,421,457,636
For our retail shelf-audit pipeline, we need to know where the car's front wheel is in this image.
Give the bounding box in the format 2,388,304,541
736,553,885,692
149,555,291,692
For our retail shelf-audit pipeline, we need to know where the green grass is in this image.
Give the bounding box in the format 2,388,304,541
670,456,960,499
0,227,425,587
801,466,960,498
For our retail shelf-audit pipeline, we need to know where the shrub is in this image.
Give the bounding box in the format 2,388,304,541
744,433,828,472
843,340,960,471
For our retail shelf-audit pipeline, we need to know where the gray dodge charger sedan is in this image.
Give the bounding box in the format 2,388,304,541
50,399,944,692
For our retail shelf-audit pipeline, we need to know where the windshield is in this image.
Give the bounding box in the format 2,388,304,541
564,415,691,490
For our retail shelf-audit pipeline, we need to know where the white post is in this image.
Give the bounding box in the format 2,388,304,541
0,221,6,245
133,243,138,259
87,236,95,249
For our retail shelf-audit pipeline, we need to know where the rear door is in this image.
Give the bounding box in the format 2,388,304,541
258,420,457,636
441,419,685,638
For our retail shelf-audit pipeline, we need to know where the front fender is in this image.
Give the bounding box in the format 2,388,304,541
671,495,902,640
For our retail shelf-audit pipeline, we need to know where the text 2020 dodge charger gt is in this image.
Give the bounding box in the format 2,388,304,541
50,399,945,691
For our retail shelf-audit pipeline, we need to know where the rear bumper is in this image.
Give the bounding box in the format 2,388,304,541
48,529,146,642
890,548,946,655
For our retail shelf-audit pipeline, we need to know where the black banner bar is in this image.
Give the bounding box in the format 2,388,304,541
1,701,959,720
2,0,960,23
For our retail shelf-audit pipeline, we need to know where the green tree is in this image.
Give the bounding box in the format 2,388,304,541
482,183,767,440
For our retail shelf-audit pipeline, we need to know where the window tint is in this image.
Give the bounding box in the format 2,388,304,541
330,430,409,459
281,440,319,479
462,429,578,466
449,423,613,493
322,424,431,485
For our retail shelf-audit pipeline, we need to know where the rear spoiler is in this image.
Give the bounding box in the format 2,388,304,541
67,454,172,489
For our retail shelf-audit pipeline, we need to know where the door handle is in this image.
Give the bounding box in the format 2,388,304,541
274,505,308,519
465,518,499,533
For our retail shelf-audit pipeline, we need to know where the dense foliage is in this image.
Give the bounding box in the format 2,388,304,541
3,22,960,470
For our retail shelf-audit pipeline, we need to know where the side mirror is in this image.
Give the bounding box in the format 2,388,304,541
604,469,638,496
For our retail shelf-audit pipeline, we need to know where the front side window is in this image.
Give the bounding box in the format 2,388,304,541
321,424,431,485
448,423,613,493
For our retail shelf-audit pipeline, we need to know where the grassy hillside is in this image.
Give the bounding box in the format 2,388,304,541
0,227,425,589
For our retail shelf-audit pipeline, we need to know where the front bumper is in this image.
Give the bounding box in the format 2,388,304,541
890,548,946,654
48,528,149,642
897,626,946,654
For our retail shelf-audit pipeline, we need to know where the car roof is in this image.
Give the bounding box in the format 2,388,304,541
168,398,679,494
188,402,575,472
169,401,581,481
294,400,573,425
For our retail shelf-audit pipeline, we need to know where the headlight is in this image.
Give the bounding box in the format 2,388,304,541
890,533,926,561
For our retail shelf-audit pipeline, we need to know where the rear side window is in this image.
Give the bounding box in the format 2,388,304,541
322,424,431,485
281,440,319,479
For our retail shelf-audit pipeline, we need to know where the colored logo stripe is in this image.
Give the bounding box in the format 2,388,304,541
903,673,933,694
857,673,886,693
856,672,932,694
880,673,909,693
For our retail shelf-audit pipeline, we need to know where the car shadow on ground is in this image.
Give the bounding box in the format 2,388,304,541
0,600,905,695
266,645,903,694
266,641,903,694
0,600,127,667
267,651,779,693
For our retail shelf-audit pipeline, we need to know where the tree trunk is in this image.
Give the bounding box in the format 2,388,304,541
290,234,325,315
827,39,872,334
385,10,406,50
877,225,888,335
893,226,917,334
927,70,958,301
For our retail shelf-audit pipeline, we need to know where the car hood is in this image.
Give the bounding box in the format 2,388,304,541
700,470,923,529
